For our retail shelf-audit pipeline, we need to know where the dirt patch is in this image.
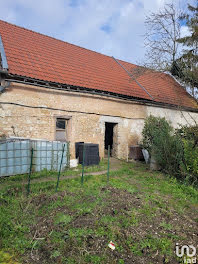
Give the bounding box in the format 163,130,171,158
71,213,96,229
101,187,142,214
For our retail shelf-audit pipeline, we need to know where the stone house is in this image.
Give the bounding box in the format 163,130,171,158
0,20,198,163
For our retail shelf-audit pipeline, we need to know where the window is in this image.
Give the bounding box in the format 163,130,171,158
56,118,67,141
56,119,66,130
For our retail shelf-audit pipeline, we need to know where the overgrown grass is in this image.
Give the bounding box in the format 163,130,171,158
0,160,197,263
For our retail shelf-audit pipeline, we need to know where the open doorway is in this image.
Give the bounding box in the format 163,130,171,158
104,122,118,157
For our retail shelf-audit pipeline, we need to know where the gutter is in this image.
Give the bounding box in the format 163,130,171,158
5,75,198,113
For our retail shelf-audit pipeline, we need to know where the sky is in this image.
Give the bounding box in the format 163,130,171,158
0,0,196,64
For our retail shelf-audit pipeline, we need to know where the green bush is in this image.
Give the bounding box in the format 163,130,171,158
177,125,198,185
152,132,183,177
142,115,183,178
177,125,198,143
142,116,198,186
142,116,172,154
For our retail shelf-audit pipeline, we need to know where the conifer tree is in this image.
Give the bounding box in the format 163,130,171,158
172,3,198,99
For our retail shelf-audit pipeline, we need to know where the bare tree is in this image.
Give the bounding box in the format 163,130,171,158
143,3,181,71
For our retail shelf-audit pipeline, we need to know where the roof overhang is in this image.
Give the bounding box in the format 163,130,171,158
3,73,198,113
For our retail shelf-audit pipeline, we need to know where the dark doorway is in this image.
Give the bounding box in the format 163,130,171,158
105,122,118,157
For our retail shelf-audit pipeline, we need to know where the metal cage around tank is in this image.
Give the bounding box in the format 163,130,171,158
0,138,69,177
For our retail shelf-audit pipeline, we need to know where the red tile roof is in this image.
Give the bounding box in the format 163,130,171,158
0,19,197,110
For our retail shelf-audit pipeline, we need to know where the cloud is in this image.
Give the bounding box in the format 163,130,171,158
180,25,191,38
59,0,164,63
0,0,194,64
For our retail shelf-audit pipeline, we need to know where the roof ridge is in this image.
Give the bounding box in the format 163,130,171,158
0,19,136,67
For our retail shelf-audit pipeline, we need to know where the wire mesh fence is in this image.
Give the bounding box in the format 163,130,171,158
0,138,69,177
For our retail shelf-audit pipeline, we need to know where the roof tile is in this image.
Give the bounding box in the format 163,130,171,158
0,20,197,109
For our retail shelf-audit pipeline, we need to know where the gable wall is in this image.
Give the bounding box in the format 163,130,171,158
0,82,198,160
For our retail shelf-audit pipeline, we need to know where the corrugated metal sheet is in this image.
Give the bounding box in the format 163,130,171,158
0,35,8,70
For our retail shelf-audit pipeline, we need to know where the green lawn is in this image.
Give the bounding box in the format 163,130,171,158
0,160,197,264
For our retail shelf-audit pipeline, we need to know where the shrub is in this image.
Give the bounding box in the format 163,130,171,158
142,116,198,186
177,125,198,185
142,116,173,154
142,115,184,177
152,132,184,177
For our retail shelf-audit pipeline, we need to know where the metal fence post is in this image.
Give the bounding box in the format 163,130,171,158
81,144,85,185
27,147,34,196
56,144,65,192
107,145,110,182
67,142,70,168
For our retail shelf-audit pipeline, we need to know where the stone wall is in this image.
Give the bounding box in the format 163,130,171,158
0,82,198,160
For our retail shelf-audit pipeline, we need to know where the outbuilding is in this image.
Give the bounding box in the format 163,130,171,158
0,20,197,164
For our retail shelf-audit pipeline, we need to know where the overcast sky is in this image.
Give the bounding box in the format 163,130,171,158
0,0,195,64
